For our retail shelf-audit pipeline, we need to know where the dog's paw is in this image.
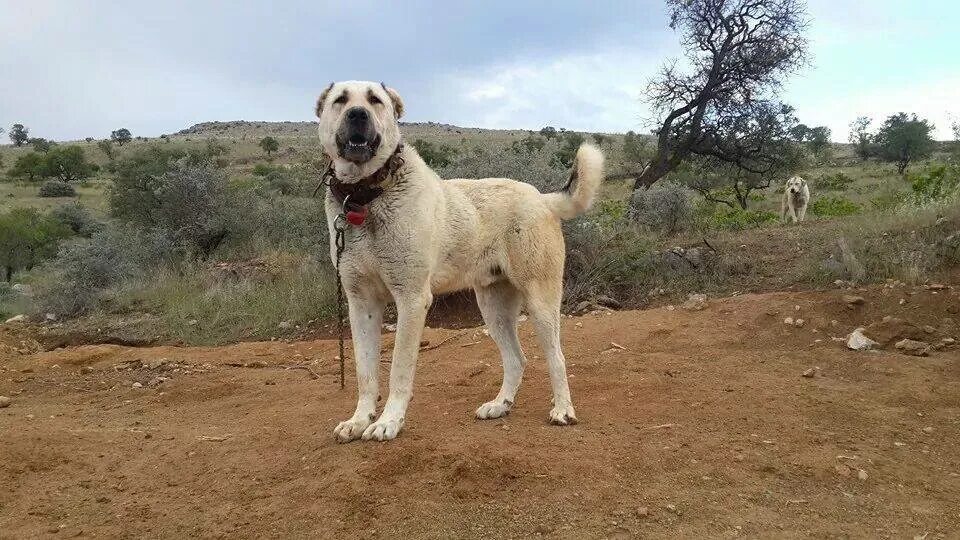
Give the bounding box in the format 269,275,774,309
333,416,373,443
475,399,512,420
361,415,404,442
548,404,578,426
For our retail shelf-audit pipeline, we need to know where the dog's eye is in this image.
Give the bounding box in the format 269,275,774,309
333,94,348,105
368,94,382,105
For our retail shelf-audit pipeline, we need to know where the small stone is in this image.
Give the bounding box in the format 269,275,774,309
0,396,12,408
895,339,930,357
784,317,795,326
187,319,199,326
664,504,678,514
245,360,268,368
795,305,801,311
922,426,934,434
4,314,26,323
899,298,906,305
131,382,143,389
923,325,936,334
146,358,168,370
842,295,865,306
79,366,94,374
857,469,868,481
636,506,650,518
383,323,397,332
419,339,430,347
682,293,708,311
277,320,293,330
44,313,57,321
794,318,805,328
847,328,879,351
942,337,955,345
802,367,817,378
834,464,851,477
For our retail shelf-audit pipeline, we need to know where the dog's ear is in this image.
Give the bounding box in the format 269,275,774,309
381,83,404,119
315,82,334,118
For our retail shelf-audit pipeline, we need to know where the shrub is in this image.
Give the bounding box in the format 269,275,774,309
9,152,45,181
815,172,854,191
0,208,72,281
40,146,94,182
411,139,458,168
628,182,695,234
870,184,906,211
252,163,273,176
909,165,960,203
563,216,656,304
437,144,566,192
51,202,103,236
553,132,584,168
259,136,279,158
809,196,860,218
32,223,168,315
108,145,188,223
39,180,77,197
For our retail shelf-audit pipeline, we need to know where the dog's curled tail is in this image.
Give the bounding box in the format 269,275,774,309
542,144,604,220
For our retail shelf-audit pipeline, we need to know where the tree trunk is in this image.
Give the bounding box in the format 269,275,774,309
631,163,670,191
4,266,12,282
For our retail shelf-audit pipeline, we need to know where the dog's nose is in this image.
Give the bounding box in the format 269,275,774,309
346,107,369,122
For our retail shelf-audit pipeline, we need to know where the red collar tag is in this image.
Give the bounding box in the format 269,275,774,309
345,205,368,226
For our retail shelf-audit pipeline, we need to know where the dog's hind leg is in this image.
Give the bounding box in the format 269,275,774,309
362,285,432,441
525,281,577,425
475,280,526,420
334,289,385,443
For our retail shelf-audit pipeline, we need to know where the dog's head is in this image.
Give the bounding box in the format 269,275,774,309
315,81,405,182
785,176,806,195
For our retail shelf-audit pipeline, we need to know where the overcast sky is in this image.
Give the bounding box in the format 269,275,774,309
2,0,958,142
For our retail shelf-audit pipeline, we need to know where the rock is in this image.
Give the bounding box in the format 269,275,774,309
863,317,929,347
942,337,956,345
802,367,817,378
834,464,851,477
895,339,930,357
146,358,168,370
847,328,879,351
794,318,806,328
187,319,199,326
924,283,947,290
923,325,936,334
148,376,168,387
682,293,708,311
922,426,934,434
842,295,865,306
595,295,622,309
574,300,593,313
131,382,143,389
784,317,795,326
79,366,94,374
4,314,26,324
44,313,57,322
246,360,268,368
636,506,650,518
0,396,11,408
383,323,397,332
277,320,293,330
664,504,678,514
857,469,868,481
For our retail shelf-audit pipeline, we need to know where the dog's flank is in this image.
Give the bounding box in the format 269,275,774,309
542,144,604,220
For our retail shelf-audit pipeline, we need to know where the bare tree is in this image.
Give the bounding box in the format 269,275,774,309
627,0,808,191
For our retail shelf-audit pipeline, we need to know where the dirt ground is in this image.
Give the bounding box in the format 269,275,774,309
2,284,959,539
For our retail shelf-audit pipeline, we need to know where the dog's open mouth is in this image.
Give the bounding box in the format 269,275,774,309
337,132,381,164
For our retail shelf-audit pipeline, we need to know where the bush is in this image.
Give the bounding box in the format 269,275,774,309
41,145,94,182
563,216,656,304
9,152,45,181
815,172,854,191
39,180,77,197
909,165,960,203
252,163,273,176
51,202,103,237
628,182,695,234
809,196,860,218
0,208,72,281
870,184,906,211
553,132,585,168
411,139,458,168
32,223,168,315
437,143,566,192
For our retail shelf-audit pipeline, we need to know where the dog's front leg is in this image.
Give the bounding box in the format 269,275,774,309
362,286,432,441
333,290,385,443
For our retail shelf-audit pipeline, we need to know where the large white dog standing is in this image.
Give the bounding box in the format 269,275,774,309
781,175,810,223
315,81,604,442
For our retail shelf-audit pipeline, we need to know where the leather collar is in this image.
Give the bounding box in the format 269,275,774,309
319,143,405,207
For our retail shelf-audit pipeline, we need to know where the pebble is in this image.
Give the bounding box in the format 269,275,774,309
857,469,868,481
842,295,865,306
835,464,851,477
895,339,931,357
794,318,805,328
79,366,94,374
922,426,934,434
636,506,650,518
0,396,11,408
784,317,795,326
802,367,817,378
131,382,143,389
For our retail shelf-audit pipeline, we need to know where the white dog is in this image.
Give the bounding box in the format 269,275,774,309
315,81,603,442
781,176,810,223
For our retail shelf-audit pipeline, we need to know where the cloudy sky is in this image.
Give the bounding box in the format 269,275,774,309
2,0,958,142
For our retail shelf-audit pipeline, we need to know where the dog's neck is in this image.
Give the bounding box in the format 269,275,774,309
325,143,405,207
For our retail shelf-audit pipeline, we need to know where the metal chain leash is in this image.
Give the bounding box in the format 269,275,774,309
333,211,347,390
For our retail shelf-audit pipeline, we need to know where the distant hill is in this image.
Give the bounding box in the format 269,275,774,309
170,120,538,140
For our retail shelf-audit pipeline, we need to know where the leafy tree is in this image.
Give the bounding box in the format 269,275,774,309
539,126,558,140
9,152,45,181
97,139,116,160
108,146,187,223
627,0,808,191
592,134,608,146
0,208,71,281
874,113,935,174
848,116,874,160
677,103,807,209
41,146,95,182
259,136,280,158
9,124,29,147
553,131,585,168
111,128,133,146
622,131,649,164
28,137,56,152
788,124,809,143
806,126,831,161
